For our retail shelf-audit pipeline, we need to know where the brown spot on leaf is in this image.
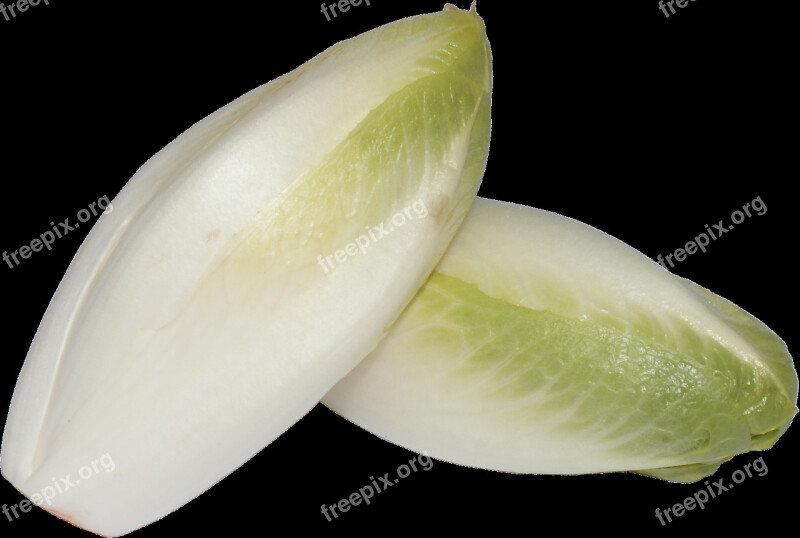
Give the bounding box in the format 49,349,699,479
205,229,222,243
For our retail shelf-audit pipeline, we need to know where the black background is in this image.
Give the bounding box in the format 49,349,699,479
0,0,795,535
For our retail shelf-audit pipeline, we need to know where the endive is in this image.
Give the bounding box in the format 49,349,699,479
1,5,491,535
324,198,797,482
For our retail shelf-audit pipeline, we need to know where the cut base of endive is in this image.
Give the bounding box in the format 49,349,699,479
324,197,797,483
0,5,491,536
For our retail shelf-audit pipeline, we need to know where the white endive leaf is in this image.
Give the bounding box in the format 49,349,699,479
0,5,491,535
324,198,797,482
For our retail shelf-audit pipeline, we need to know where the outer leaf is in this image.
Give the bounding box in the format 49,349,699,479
0,5,491,535
324,198,797,482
